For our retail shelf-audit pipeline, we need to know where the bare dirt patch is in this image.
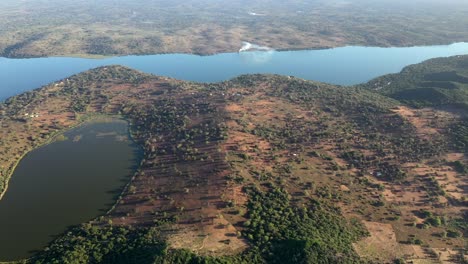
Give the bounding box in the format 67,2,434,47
167,216,248,256
354,221,428,263
431,248,467,264
392,106,454,139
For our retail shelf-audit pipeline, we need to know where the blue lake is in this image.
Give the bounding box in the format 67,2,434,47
1,42,468,101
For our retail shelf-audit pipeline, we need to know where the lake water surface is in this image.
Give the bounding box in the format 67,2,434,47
1,43,468,260
0,119,142,261
1,43,468,101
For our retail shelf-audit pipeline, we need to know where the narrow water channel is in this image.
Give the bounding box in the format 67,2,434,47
0,119,142,261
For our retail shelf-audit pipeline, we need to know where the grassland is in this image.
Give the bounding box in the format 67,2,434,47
1,0,468,58
0,56,466,263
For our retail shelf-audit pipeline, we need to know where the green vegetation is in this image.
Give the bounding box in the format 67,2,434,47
362,55,468,108
450,160,467,174
31,225,165,264
242,185,366,263
450,120,468,152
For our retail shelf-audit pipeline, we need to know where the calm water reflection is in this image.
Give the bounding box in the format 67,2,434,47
1,43,468,101
0,119,142,261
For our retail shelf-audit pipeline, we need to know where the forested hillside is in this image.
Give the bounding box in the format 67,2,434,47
362,55,468,108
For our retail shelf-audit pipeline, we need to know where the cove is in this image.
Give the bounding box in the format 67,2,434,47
1,43,468,101
0,119,142,261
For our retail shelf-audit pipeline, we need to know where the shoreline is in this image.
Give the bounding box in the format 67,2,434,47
1,41,467,60
0,115,142,263
0,114,121,202
0,120,85,202
103,120,143,216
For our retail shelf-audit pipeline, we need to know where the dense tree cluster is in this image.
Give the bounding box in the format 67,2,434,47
32,225,165,264
242,185,367,264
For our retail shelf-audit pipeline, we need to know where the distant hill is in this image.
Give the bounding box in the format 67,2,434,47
1,0,468,57
0,58,466,263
